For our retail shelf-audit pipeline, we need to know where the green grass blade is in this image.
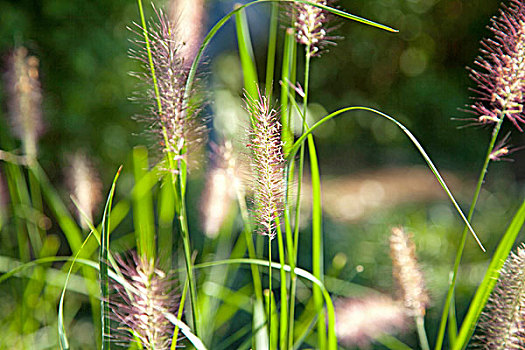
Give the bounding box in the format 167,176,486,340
158,175,175,272
288,106,484,252
100,166,122,350
275,219,289,349
132,146,156,260
171,279,188,350
308,134,326,349
58,230,97,350
265,1,279,98
235,6,259,101
281,28,296,157
453,198,525,350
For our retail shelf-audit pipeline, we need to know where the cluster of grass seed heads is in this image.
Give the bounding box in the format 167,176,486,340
468,0,525,131
5,47,43,159
130,7,204,173
471,244,525,349
293,0,335,57
390,227,429,318
245,91,285,239
110,253,179,350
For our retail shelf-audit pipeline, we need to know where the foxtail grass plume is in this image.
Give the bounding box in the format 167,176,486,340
5,47,43,159
168,0,205,67
110,253,179,350
468,0,525,131
390,227,429,317
335,295,407,347
471,244,525,349
292,0,337,57
200,142,239,238
66,152,102,230
245,90,285,238
130,7,205,173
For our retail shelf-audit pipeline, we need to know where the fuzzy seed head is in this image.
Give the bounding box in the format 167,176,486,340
468,0,525,131
110,253,179,350
390,227,429,317
471,244,525,349
66,152,102,230
5,47,43,158
245,91,285,238
335,295,407,347
131,7,205,173
293,0,336,57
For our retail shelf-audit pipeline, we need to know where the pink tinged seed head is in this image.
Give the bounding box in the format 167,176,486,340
130,7,205,172
110,252,180,350
245,90,285,239
292,0,338,57
472,244,525,349
5,47,44,158
468,0,525,131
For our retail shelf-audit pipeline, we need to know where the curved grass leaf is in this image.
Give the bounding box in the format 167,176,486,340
288,106,485,252
100,166,122,350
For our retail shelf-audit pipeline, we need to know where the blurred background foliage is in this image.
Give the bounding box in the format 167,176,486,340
1,0,525,348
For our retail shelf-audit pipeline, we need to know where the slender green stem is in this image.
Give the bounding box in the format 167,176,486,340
434,117,504,350
416,315,430,350
275,216,288,349
268,234,273,348
286,144,305,348
136,0,199,336
177,174,199,336
171,279,188,350
302,44,327,349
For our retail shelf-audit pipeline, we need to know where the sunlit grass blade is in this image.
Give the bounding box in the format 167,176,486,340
132,146,156,260
58,230,97,350
265,1,279,98
158,175,175,272
281,28,296,157
99,166,122,350
452,198,525,350
288,106,484,252
308,134,326,349
235,5,259,101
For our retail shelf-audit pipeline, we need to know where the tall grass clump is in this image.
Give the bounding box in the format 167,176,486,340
4,0,525,349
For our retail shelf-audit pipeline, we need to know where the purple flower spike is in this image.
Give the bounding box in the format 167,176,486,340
130,6,205,170
469,0,525,131
245,90,285,239
293,0,338,57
